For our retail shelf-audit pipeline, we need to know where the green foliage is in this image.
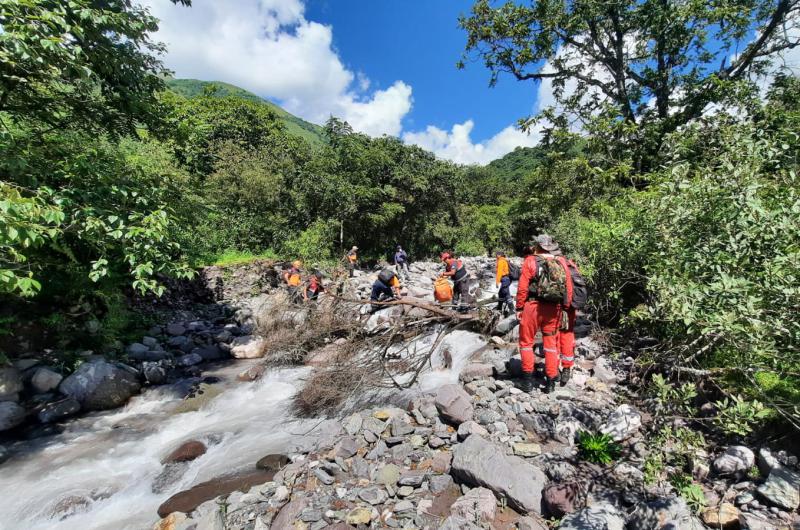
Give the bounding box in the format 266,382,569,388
712,395,772,437
670,473,707,513
577,431,621,464
643,426,707,486
649,374,698,417
207,250,278,267
283,219,339,264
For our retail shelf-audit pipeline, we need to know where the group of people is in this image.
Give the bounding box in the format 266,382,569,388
283,235,586,394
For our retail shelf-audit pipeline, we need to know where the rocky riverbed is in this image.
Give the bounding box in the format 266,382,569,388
1,258,799,530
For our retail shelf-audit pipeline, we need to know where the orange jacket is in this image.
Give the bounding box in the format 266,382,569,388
285,268,301,286
495,256,509,285
347,251,358,263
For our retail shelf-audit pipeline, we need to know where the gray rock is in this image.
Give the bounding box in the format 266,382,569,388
313,468,334,485
714,446,756,476
166,323,186,336
593,356,618,384
191,345,224,361
435,384,474,425
757,448,782,476
395,499,415,514
738,512,780,530
59,359,140,411
177,353,203,367
599,404,641,441
142,336,160,348
391,418,415,437
0,401,25,431
494,315,519,335
230,335,266,359
168,335,192,351
0,367,23,400
450,487,496,524
31,367,63,393
756,466,800,511
126,343,149,356
142,362,168,385
358,486,387,505
362,416,388,435
378,463,400,487
560,502,625,530
38,397,80,423
398,471,426,487
627,497,705,530
344,413,363,436
438,516,482,530
459,363,494,383
430,475,454,494
451,434,546,514
334,436,359,458
457,420,489,441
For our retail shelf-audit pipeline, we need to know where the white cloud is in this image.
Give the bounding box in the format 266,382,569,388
403,120,542,165
141,0,412,136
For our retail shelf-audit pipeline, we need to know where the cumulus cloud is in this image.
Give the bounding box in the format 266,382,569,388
140,0,412,136
403,120,542,165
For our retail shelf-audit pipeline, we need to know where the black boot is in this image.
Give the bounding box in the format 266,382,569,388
560,367,572,387
518,371,535,393
543,376,557,394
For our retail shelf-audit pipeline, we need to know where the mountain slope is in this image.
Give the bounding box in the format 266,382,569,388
166,79,326,147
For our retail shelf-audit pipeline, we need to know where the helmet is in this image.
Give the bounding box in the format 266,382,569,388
292,260,302,268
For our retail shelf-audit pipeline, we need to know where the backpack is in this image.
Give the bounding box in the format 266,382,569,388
378,269,396,285
534,256,568,304
565,259,588,309
508,262,520,281
434,277,453,303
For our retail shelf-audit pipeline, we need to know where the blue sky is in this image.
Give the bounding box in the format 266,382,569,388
142,0,545,164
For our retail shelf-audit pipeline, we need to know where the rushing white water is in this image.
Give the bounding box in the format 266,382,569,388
0,364,315,530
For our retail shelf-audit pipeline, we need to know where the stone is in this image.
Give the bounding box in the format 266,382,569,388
230,335,266,359
313,468,335,485
513,443,542,457
378,463,401,487
191,345,224,361
628,497,705,530
701,503,740,529
450,435,546,514
236,365,265,382
757,448,782,477
0,367,23,400
345,507,372,525
344,413,363,436
164,440,207,464
391,418,415,437
394,499,415,514
38,397,80,423
593,356,618,384
358,486,388,505
153,512,188,530
31,367,63,393
59,359,140,411
272,496,308,529
432,451,453,474
738,513,779,530
435,384,474,425
558,502,625,530
166,323,186,336
127,343,149,356
450,487,496,524
457,421,489,441
177,353,203,367
438,516,482,530
494,315,519,335
0,401,25,431
543,483,583,518
459,363,493,383
362,416,388,435
256,454,290,471
397,486,415,498
715,446,756,476
516,516,548,530
398,471,426,487
756,466,800,511
142,362,168,385
430,475,454,494
599,404,642,441
157,469,273,517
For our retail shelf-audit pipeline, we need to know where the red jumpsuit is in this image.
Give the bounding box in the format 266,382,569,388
516,255,561,378
556,256,576,371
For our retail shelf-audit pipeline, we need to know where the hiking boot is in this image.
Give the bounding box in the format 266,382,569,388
560,367,572,387
518,371,535,393
543,377,557,394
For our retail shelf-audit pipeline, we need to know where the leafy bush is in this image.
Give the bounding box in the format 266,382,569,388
577,431,621,464
670,473,707,513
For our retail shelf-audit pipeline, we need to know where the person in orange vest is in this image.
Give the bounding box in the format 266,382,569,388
303,270,325,302
370,268,401,312
346,246,359,278
495,251,513,315
516,235,563,393
283,260,303,302
440,252,469,311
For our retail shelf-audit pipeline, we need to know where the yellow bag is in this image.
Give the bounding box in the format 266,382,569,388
434,277,453,303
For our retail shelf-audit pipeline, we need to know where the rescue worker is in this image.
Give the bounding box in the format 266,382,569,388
283,260,303,303
440,252,469,311
370,268,401,312
516,235,562,393
346,246,359,278
303,270,325,302
495,251,512,315
394,245,409,281
551,243,577,387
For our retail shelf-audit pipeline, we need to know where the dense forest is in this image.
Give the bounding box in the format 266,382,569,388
1,0,798,433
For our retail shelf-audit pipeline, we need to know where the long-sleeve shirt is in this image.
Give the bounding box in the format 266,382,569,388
394,251,407,264
516,255,538,310
495,257,509,285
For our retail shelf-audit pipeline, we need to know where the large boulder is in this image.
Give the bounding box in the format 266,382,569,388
59,359,140,411
451,434,546,514
435,384,474,425
230,335,266,359
38,397,80,423
31,367,63,393
713,446,755,476
0,367,23,401
450,487,497,524
756,465,800,511
0,401,25,431
627,497,705,529
599,404,642,441
559,503,625,530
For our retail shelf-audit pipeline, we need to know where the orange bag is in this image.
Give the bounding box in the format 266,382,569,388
434,277,453,303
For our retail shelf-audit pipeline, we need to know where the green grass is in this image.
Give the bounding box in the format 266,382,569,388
207,249,279,267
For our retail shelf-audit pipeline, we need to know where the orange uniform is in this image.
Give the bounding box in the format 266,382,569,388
516,254,561,378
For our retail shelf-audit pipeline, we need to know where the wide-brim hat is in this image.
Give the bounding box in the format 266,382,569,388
533,234,560,252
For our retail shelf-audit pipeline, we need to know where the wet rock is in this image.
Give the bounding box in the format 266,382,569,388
701,503,740,529
157,469,273,517
459,363,493,383
59,359,141,411
127,343,149,357
451,434,546,514
714,446,756,477
0,401,26,431
450,487,496,524
142,362,168,385
230,335,266,359
543,482,584,518
163,440,207,464
628,497,704,530
177,353,203,367
191,345,224,361
559,502,625,530
756,466,800,511
31,367,63,393
0,445,9,465
457,420,488,441
236,364,265,382
599,404,642,441
435,384,474,425
256,454,290,471
166,323,186,336
38,397,80,423
0,367,23,401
